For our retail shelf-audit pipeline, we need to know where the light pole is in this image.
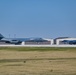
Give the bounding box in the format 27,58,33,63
14,34,16,38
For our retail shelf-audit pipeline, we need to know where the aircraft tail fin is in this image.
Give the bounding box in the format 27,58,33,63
0,33,4,39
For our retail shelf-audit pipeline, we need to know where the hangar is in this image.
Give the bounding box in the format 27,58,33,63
54,37,76,45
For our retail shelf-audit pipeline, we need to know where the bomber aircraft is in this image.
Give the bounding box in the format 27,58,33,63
0,34,30,44
0,34,47,45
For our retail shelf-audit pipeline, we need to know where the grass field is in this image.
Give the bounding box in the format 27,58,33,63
0,47,76,75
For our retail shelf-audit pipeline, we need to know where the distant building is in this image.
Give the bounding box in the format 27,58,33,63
54,37,76,45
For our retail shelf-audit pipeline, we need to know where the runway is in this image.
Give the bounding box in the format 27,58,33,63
0,45,76,47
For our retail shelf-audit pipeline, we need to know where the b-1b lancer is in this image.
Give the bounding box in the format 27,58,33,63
0,34,30,44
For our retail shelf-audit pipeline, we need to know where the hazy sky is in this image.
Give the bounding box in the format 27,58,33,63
0,0,76,38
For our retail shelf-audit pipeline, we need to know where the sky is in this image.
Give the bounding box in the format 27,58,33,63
0,0,76,38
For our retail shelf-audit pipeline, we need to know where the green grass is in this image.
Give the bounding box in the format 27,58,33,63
0,47,76,51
